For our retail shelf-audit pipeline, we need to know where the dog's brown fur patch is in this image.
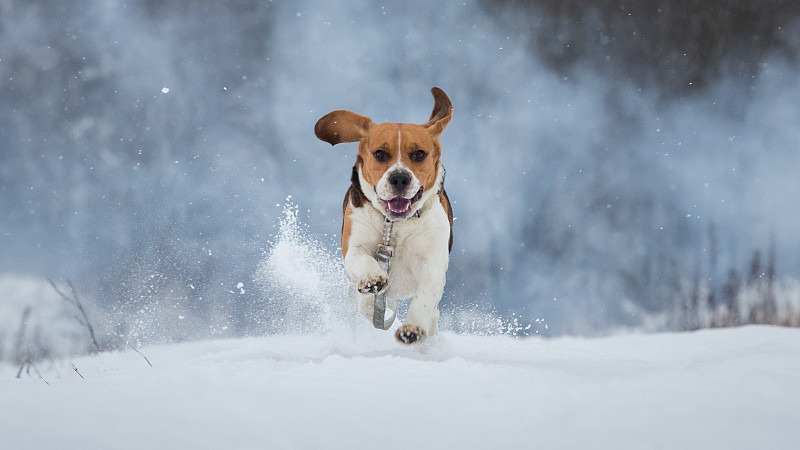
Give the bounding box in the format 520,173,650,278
439,188,454,253
356,123,442,195
341,163,368,259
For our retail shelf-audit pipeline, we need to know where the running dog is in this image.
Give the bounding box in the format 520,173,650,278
314,87,453,344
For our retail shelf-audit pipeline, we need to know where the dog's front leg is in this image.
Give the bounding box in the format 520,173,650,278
345,244,393,322
345,244,388,295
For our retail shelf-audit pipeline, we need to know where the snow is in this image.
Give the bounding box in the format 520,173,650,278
3,201,796,448
3,325,799,449
0,276,90,361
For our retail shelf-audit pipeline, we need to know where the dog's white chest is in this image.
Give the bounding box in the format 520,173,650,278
382,200,451,300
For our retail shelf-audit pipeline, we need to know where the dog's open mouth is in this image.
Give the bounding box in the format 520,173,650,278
384,188,423,218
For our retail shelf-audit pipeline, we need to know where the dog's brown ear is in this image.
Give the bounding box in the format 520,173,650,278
315,110,374,146
423,87,453,137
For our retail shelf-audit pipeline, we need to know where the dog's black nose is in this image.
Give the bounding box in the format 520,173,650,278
388,172,411,192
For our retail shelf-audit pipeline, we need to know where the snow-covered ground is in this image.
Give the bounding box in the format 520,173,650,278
2,325,798,449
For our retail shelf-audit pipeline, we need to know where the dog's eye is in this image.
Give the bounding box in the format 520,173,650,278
411,150,428,162
373,150,390,162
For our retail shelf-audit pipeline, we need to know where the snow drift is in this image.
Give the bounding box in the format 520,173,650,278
3,326,798,449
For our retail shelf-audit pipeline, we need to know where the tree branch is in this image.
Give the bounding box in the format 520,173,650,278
48,279,101,353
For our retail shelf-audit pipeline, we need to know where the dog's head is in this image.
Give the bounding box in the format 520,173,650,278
315,87,452,221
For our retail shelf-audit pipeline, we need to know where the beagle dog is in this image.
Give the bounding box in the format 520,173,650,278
314,87,454,344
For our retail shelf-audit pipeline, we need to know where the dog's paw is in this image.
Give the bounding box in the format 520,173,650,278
356,271,388,294
395,324,426,344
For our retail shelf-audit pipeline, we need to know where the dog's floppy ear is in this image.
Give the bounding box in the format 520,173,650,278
315,110,374,146
423,87,453,137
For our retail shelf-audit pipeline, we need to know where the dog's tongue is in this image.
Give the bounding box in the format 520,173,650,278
388,197,411,213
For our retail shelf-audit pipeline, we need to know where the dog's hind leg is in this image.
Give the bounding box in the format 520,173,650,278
395,262,445,344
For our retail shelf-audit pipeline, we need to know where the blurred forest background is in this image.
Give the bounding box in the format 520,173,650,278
2,0,800,361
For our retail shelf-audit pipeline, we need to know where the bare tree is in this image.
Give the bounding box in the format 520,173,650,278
722,268,741,326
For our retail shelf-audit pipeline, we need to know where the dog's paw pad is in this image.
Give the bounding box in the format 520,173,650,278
395,324,426,344
360,280,385,294
357,273,388,294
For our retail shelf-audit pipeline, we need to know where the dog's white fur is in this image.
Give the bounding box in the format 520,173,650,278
348,165,449,336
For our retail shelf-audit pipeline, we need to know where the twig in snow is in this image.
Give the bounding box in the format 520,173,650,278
129,344,153,367
15,359,28,378
32,361,50,385
16,359,50,385
48,279,101,353
71,363,85,379
13,306,32,364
